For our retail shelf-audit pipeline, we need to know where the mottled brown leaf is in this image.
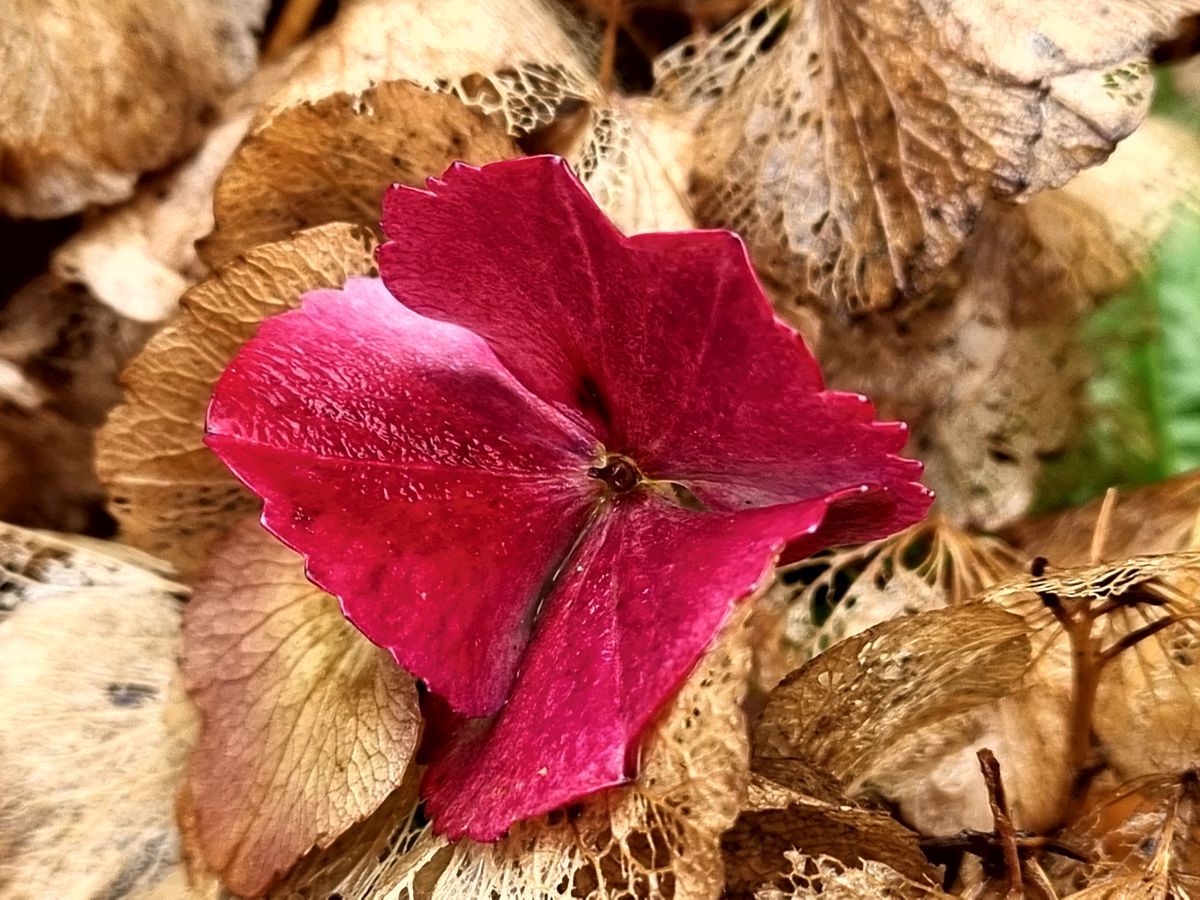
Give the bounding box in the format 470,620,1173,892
754,604,1033,789
183,519,420,897
276,600,760,900
200,80,518,268
97,223,376,578
0,523,209,899
818,204,1087,530
0,0,267,218
660,0,1198,312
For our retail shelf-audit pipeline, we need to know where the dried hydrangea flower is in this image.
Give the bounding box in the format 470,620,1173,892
205,155,931,840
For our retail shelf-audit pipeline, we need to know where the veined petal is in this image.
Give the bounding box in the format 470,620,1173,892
206,277,600,717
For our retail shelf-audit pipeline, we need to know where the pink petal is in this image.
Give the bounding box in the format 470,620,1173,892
206,278,601,717
422,490,838,841
378,158,930,556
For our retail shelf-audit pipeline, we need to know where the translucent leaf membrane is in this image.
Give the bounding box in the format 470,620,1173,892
657,0,1199,313
752,604,1034,791
753,852,954,900
272,604,757,899
96,223,377,580
776,518,1025,663
200,81,519,268
1049,773,1200,898
0,523,209,898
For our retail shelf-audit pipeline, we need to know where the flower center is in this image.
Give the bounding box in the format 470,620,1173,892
587,455,642,493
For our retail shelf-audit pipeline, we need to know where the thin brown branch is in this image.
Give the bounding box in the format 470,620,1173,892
978,749,1024,898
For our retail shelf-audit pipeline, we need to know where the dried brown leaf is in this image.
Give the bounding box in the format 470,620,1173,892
1006,473,1200,568
753,604,1033,793
754,851,955,899
0,523,210,898
0,0,267,218
183,519,420,897
97,223,376,579
661,0,1197,312
262,0,597,126
818,204,1087,530
276,600,759,900
723,774,937,899
1056,774,1200,899
200,80,518,268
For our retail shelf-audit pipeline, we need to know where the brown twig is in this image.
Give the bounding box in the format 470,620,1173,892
598,0,624,93
979,749,1024,897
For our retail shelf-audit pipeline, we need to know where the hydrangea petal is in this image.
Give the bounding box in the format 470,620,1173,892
205,277,600,717
422,490,837,841
378,157,930,554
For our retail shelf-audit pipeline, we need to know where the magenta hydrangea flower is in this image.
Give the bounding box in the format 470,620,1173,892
204,155,931,841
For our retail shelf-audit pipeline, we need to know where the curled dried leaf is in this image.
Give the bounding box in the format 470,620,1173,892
97,223,376,578
664,0,1198,312
1006,473,1200,567
263,0,597,127
200,80,518,268
0,0,267,217
277,601,758,899
0,524,207,898
753,604,1034,792
183,519,420,897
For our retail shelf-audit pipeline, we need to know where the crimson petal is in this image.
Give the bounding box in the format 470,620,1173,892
378,157,929,559
423,491,833,841
206,278,600,717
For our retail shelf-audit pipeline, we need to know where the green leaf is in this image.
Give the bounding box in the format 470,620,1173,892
1036,210,1200,511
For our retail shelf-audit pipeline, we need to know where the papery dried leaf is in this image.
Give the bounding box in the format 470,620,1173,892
723,775,937,899
818,204,1087,530
1056,774,1200,899
277,601,757,900
663,0,1198,312
262,0,597,129
753,604,1033,789
52,61,294,324
1007,472,1200,567
1051,117,1200,278
777,518,1024,663
200,80,518,268
0,0,267,218
96,223,376,578
0,523,208,898
183,519,420,897
755,851,955,900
